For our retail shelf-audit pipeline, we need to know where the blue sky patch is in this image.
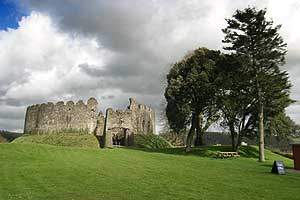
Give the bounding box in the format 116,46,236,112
0,0,27,30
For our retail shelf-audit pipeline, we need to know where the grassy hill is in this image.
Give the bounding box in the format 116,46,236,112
13,133,173,149
1,138,300,200
13,133,100,148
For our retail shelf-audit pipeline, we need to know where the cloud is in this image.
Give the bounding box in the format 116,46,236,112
0,12,114,130
1,0,300,132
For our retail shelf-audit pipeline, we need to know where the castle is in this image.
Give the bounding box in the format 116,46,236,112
24,97,155,147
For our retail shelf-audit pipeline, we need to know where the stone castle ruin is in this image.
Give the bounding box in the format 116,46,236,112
24,97,155,147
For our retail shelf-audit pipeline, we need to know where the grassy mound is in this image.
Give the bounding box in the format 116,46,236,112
0,143,299,200
134,134,173,149
13,133,99,148
14,133,172,149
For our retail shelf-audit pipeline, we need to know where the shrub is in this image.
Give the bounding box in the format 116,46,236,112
134,134,173,149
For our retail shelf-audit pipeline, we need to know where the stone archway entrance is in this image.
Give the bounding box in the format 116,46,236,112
111,127,133,146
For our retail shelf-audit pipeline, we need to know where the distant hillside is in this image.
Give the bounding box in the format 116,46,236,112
0,134,7,143
0,130,22,142
161,131,298,153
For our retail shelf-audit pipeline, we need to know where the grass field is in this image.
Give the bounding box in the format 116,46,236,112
1,138,300,200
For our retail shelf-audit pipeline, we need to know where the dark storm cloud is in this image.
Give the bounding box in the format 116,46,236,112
20,0,159,52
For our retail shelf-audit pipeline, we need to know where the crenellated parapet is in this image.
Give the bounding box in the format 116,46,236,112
24,97,155,148
24,97,98,134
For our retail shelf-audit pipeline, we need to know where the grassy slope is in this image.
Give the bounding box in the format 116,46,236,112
14,133,173,149
0,143,299,200
13,133,100,148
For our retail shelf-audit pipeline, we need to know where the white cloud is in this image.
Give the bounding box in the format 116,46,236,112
1,1,300,132
0,12,116,130
0,12,113,101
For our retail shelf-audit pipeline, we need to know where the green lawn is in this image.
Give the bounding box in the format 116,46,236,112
0,143,299,200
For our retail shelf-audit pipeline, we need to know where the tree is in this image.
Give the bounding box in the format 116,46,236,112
164,48,221,152
266,112,299,140
217,54,257,151
217,54,292,151
222,7,291,161
264,112,300,151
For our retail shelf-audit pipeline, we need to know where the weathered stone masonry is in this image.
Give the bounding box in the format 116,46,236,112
24,97,155,147
24,97,98,134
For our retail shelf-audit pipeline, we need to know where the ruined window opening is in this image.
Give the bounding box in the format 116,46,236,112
147,121,151,132
142,120,145,131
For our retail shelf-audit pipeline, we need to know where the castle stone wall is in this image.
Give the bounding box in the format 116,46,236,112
24,97,98,134
24,97,155,147
102,98,155,146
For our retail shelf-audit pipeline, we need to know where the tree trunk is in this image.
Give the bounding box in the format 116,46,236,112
258,103,265,162
235,131,243,152
194,114,204,146
229,123,236,152
194,130,205,146
186,113,196,152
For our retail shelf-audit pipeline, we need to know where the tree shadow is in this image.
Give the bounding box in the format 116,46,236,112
238,146,259,158
123,145,260,159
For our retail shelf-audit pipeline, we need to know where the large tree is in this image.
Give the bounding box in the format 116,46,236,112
217,54,257,151
165,48,221,152
222,7,291,161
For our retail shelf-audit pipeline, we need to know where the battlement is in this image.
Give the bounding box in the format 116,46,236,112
24,97,98,134
27,97,98,110
24,97,155,144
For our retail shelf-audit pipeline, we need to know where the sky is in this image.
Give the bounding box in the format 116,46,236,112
0,0,300,132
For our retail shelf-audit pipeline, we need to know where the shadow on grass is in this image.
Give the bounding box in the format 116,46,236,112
124,145,260,159
261,163,294,170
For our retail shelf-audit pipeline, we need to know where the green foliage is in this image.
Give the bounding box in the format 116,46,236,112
217,54,257,150
165,48,222,148
0,143,299,200
223,7,287,64
134,134,173,149
222,6,292,115
222,7,293,160
165,48,221,127
266,112,299,138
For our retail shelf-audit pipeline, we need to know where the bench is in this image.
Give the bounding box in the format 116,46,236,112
216,152,240,159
